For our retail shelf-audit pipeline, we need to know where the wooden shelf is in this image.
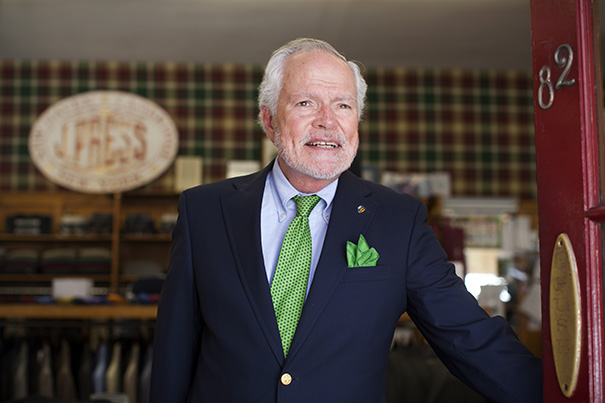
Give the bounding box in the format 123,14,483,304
124,190,180,197
0,273,111,282
0,234,113,242
0,304,157,319
0,274,159,283
121,234,172,242
0,191,177,294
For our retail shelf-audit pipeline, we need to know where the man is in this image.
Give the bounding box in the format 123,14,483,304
150,38,542,402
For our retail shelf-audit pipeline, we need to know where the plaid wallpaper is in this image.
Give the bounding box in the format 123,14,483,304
0,60,536,199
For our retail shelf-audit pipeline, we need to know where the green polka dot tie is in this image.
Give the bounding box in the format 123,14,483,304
271,194,321,357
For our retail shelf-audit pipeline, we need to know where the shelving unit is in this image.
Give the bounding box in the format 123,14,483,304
0,304,158,320
0,190,179,320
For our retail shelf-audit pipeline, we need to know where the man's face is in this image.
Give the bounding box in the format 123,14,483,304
264,50,359,187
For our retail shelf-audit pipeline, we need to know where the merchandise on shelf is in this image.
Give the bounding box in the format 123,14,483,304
6,215,52,235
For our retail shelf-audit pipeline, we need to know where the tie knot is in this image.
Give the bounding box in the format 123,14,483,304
293,195,321,218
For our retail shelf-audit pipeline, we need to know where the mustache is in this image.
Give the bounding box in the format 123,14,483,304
301,131,348,146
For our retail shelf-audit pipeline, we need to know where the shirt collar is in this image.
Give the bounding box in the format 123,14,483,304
269,159,338,224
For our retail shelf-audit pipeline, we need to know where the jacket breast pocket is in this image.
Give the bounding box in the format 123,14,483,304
340,266,391,282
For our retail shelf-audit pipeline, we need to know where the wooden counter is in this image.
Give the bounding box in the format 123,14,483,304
0,304,157,320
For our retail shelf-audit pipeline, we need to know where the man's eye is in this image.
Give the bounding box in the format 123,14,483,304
297,101,310,107
339,104,352,109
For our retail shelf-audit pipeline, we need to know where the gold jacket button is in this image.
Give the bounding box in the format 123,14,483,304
280,373,292,386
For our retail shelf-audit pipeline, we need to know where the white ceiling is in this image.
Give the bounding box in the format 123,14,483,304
0,0,536,71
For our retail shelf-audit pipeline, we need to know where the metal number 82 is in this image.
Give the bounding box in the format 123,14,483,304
538,44,576,110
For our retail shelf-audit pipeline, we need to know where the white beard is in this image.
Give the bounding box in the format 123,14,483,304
273,128,358,180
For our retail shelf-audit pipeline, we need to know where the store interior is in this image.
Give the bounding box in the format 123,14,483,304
0,1,548,402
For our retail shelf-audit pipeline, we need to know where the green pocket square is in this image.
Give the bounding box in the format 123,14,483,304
346,234,380,267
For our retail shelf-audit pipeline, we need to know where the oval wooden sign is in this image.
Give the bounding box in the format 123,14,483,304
29,91,179,194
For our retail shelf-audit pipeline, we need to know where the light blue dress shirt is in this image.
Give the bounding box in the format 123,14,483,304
261,160,338,296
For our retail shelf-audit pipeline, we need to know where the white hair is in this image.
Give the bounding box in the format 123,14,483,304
257,38,367,134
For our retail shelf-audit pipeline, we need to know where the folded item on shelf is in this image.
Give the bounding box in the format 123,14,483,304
124,276,164,305
40,248,78,274
3,249,39,273
34,295,56,305
88,213,113,235
130,277,164,295
0,247,5,271
58,213,88,235
158,212,178,234
124,213,155,235
6,215,52,234
52,277,94,300
79,247,112,274
122,260,164,276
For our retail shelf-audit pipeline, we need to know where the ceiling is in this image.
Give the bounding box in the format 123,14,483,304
0,0,536,71
5,1,605,73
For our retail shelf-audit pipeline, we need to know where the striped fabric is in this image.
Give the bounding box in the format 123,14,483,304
0,60,536,199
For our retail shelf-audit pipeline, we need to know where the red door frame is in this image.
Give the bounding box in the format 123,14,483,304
531,0,604,401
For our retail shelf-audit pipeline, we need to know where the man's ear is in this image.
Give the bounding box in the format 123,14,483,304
261,106,276,142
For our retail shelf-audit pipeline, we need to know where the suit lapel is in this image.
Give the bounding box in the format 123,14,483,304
221,165,284,363
287,171,378,360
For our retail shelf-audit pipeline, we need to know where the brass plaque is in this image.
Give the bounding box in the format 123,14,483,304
550,233,581,398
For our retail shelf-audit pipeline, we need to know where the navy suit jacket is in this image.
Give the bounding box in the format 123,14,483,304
150,165,542,403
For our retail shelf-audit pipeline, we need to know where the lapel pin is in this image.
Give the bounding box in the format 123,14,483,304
357,205,366,214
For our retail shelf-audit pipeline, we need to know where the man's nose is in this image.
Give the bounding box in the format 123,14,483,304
313,105,337,130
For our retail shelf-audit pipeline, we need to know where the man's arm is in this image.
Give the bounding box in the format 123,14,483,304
405,202,542,403
150,193,203,402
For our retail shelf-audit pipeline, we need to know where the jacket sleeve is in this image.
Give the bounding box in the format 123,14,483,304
150,192,203,402
405,202,542,403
